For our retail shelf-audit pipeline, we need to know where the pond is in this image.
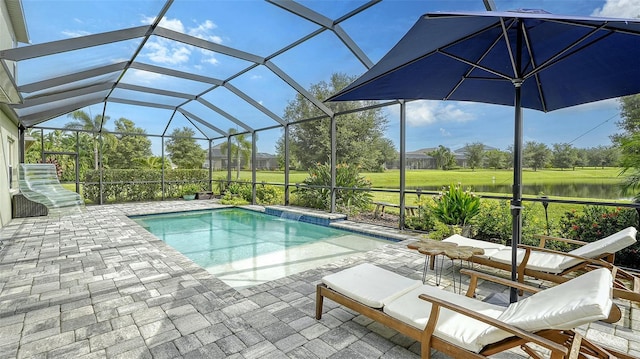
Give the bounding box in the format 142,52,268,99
409,182,634,200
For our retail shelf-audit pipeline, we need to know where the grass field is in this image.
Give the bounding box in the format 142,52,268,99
230,167,630,220
233,167,625,188
67,167,630,223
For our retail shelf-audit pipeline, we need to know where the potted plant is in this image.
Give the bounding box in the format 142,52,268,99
180,183,201,200
432,183,480,236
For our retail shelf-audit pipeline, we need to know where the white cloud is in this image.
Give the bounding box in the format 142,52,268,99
140,16,223,66
592,0,640,18
439,128,451,137
201,55,219,65
61,30,91,38
250,75,263,80
127,69,162,84
145,41,191,65
404,100,476,126
141,15,185,32
188,20,223,44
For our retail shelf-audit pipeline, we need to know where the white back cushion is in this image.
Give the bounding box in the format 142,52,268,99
563,227,637,266
478,268,613,347
489,227,637,273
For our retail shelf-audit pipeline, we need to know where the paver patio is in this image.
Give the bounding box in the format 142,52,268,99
0,201,638,358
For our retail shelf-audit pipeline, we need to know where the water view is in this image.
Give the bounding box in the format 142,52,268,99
411,182,632,200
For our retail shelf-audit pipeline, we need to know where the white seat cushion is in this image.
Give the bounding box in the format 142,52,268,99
322,263,421,308
489,248,568,273
478,268,613,347
384,285,505,353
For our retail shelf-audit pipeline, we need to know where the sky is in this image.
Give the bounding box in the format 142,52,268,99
17,0,640,155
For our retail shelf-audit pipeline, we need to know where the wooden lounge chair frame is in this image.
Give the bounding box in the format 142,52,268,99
426,234,640,303
316,268,631,359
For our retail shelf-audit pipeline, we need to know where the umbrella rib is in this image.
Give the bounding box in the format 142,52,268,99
523,23,610,81
520,20,548,112
438,50,513,82
500,17,520,80
443,27,509,101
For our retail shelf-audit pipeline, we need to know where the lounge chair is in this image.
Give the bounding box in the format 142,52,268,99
316,263,630,359
19,163,84,215
422,228,640,302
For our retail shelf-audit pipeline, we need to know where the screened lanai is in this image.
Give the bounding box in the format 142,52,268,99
2,0,410,212
2,3,640,357
2,0,639,230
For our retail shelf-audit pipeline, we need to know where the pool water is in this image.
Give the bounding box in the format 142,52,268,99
131,208,389,288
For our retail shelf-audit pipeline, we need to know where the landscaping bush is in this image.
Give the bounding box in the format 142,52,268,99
83,169,209,203
558,205,639,268
293,163,372,213
255,184,283,205
472,200,512,243
432,183,480,227
470,199,546,246
404,197,437,232
220,191,249,205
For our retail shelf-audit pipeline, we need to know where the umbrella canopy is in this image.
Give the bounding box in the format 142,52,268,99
327,10,640,302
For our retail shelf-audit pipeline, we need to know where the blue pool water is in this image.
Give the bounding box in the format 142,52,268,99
131,208,389,287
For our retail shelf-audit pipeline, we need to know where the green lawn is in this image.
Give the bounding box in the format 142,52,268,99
227,167,624,189
71,167,628,217
222,167,629,219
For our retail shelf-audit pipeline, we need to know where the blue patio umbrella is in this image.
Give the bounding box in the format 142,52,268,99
327,10,640,302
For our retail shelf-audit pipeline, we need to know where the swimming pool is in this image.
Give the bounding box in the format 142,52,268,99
131,208,390,288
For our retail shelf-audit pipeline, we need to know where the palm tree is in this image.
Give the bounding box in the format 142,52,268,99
134,156,166,169
427,145,456,170
220,128,252,179
64,110,110,170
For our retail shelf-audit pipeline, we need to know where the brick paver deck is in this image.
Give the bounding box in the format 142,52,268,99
0,201,638,358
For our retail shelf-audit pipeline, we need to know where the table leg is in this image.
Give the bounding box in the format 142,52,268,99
435,255,444,286
453,259,463,294
422,255,429,283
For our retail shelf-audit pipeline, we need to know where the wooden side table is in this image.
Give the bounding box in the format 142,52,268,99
407,239,457,284
408,240,484,292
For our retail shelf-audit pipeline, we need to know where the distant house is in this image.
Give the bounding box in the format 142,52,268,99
406,147,437,169
203,143,277,170
385,144,499,169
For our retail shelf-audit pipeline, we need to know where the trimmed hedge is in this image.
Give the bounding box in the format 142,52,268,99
83,169,209,203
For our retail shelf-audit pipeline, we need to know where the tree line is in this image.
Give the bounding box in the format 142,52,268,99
24,75,639,185
24,111,250,181
426,142,620,171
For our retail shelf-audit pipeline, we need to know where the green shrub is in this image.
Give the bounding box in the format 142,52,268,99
404,197,437,232
220,191,249,205
224,181,252,202
472,200,512,243
558,205,639,268
293,163,372,213
470,199,546,246
256,184,283,205
432,183,480,227
83,169,209,203
179,183,202,197
426,221,456,240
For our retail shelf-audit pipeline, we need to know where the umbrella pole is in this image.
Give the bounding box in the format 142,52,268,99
510,81,524,303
